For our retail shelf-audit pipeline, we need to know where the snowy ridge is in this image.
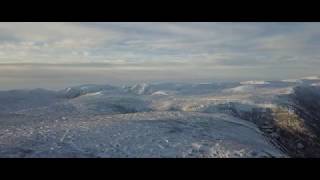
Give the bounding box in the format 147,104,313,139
151,91,169,96
311,82,320,86
124,83,150,95
281,79,303,83
301,76,320,80
83,91,103,96
240,80,270,85
224,85,256,93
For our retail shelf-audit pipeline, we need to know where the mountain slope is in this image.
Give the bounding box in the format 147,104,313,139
0,112,284,158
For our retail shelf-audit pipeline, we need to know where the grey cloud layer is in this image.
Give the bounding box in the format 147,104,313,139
0,22,320,88
0,22,319,65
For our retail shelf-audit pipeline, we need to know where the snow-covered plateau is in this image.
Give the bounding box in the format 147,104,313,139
1,76,320,158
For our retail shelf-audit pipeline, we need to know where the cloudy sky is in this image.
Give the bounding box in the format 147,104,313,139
0,22,319,89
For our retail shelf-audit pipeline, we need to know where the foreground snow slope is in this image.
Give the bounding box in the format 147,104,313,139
0,112,284,157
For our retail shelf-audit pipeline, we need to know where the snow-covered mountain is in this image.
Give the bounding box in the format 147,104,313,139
123,82,240,95
240,80,270,85
1,76,320,157
301,76,320,80
60,84,123,98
